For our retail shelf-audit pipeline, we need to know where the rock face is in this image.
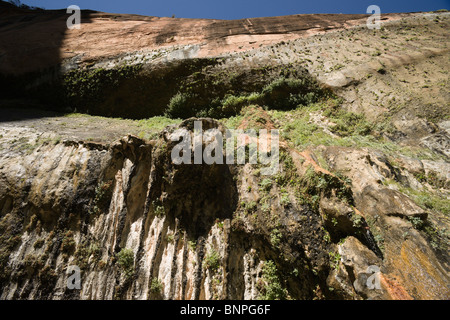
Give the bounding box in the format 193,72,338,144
0,3,449,300
321,146,449,300
0,115,448,300
0,119,322,300
3,4,446,120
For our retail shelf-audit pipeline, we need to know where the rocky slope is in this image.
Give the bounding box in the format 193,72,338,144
0,2,449,300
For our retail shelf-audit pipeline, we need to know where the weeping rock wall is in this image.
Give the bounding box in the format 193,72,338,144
0,119,324,300
0,118,448,300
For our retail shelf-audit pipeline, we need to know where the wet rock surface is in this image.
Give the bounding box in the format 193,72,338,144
0,116,448,300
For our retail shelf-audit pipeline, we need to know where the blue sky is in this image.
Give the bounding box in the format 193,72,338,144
19,0,450,19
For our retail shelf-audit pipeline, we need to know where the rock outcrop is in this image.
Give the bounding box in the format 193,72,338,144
1,113,448,300
0,2,449,300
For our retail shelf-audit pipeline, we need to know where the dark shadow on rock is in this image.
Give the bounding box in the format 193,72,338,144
0,1,94,121
149,118,238,239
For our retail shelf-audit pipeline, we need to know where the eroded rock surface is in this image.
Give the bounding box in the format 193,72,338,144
0,3,449,300
0,116,448,300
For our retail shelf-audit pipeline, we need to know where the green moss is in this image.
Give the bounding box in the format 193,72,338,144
164,62,331,119
406,216,448,251
365,215,385,253
63,65,143,111
272,103,331,148
422,224,449,251
220,93,261,114
421,171,447,189
271,99,445,161
216,76,327,117
220,114,244,129
328,110,372,137
273,151,297,187
4,57,333,120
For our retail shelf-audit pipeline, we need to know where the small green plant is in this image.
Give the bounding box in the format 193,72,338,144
117,248,134,280
377,67,386,74
152,200,165,217
351,213,363,228
408,216,424,230
150,277,163,294
372,50,382,56
136,116,181,140
165,92,192,119
204,248,221,272
331,64,344,71
259,260,288,300
373,234,385,253
90,180,113,215
280,193,290,207
61,231,76,254
270,228,282,247
75,241,101,269
188,240,197,251
329,251,341,270
259,178,273,192
331,217,338,227
329,111,372,137
322,227,331,243
241,200,257,215
261,202,271,213
166,233,174,243
422,223,449,251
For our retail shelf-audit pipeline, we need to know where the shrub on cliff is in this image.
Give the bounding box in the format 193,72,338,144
117,248,134,280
